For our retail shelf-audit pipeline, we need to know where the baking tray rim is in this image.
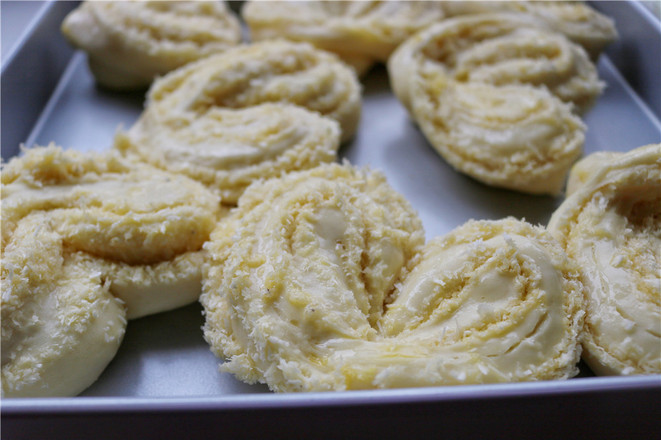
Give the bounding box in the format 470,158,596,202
3,375,660,414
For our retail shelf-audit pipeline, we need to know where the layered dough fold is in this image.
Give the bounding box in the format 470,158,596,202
201,163,585,391
565,150,621,196
2,214,126,397
2,146,221,320
549,144,661,375
242,0,446,76
442,0,617,59
390,13,604,113
117,103,340,205
116,40,360,203
130,40,360,142
1,145,222,396
389,13,596,195
61,0,242,90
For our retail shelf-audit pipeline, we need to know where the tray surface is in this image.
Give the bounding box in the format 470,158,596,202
1,1,660,435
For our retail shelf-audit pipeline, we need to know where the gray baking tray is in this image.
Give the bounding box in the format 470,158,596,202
1,1,660,438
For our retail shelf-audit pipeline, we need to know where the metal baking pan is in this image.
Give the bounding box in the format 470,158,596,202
2,1,660,438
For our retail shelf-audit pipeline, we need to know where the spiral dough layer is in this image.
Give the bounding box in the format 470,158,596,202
1,213,126,397
61,0,242,90
549,144,661,376
1,145,221,396
565,150,622,196
117,102,341,205
388,13,595,195
134,40,360,142
442,0,618,59
242,0,446,76
116,40,359,204
2,146,221,320
201,163,585,392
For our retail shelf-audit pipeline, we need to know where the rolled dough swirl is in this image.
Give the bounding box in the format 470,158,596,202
61,0,242,90
201,163,585,391
2,211,126,397
565,150,621,196
2,145,221,320
1,213,126,397
127,40,360,142
116,40,359,201
548,144,661,375
242,0,446,76
388,13,592,195
116,103,341,205
389,13,603,113
442,1,617,59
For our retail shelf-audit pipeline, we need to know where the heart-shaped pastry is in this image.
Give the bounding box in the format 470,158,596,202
201,163,585,391
388,13,596,195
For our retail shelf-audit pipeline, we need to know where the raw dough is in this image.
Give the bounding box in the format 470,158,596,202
548,143,661,375
61,0,241,90
201,163,585,391
2,145,221,320
116,102,340,205
242,0,446,76
2,213,126,397
118,40,361,144
388,13,593,195
442,1,617,59
565,151,621,195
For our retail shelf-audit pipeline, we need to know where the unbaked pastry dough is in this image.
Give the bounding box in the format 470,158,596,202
442,1,618,59
548,144,661,376
1,213,126,397
388,13,591,195
116,40,358,200
242,0,446,76
201,163,585,391
120,40,360,144
2,145,221,320
116,102,341,205
389,13,604,114
61,0,242,90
